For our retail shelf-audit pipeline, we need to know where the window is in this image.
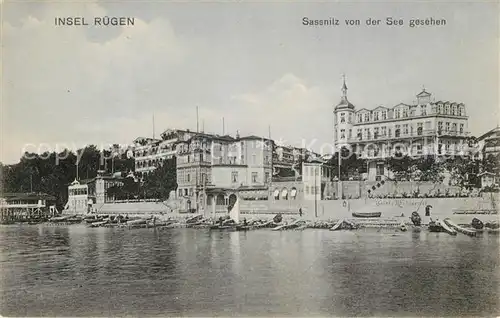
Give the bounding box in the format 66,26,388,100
231,171,238,183
374,127,379,139
187,174,190,182
365,128,371,140
364,113,370,122
460,124,464,134
357,129,362,140
374,112,379,121
340,113,346,123
340,129,345,139
438,105,443,114
417,123,423,136
452,123,457,132
273,189,280,200
348,129,352,139
357,114,363,123
395,125,401,137
445,104,450,114
281,188,288,200
458,106,463,116
252,172,258,183
446,122,450,132
403,108,408,117
382,111,387,120
438,122,443,134
421,105,427,116
381,126,387,136
452,105,456,115
403,124,409,135
395,109,401,118
265,172,270,182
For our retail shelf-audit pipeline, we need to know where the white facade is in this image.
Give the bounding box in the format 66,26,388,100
133,129,196,175
66,179,90,214
333,78,470,181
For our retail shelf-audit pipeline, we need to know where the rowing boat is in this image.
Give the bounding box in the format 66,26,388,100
444,218,476,237
352,212,382,218
438,220,457,235
329,219,344,231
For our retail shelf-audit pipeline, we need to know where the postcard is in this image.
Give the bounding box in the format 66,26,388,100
1,0,499,316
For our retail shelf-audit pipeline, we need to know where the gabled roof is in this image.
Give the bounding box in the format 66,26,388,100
393,103,411,108
373,106,388,111
417,89,431,97
355,108,371,113
477,126,500,142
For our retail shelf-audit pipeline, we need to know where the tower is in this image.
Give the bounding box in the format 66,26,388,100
333,75,355,151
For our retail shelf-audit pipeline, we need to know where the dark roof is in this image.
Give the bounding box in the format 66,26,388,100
416,89,431,97
477,126,500,142
2,192,56,201
238,135,273,142
335,96,355,110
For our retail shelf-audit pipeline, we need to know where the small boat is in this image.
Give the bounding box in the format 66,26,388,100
89,220,108,228
352,212,382,218
444,218,476,237
428,221,442,233
471,218,484,230
209,225,234,230
400,223,408,232
235,225,251,231
329,219,344,231
410,212,421,226
49,215,70,222
438,220,457,236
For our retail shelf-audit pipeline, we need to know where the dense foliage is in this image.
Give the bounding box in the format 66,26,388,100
327,147,367,180
2,145,134,209
107,158,177,200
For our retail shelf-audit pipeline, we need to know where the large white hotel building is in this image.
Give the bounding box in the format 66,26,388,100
333,77,470,181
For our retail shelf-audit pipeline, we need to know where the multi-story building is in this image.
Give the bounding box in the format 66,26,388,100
64,171,124,214
176,132,274,212
333,77,470,181
475,126,500,161
133,129,196,176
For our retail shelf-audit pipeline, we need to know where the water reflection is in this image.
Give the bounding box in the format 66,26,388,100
0,225,498,316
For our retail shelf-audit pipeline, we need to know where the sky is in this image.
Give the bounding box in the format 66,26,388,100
2,0,499,164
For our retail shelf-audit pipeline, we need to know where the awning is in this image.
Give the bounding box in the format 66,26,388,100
273,189,280,197
290,188,297,198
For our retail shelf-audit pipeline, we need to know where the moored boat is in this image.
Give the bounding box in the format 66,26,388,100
329,219,344,231
438,219,457,235
444,218,476,237
352,212,382,218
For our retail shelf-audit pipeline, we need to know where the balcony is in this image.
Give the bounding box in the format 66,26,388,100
348,129,469,143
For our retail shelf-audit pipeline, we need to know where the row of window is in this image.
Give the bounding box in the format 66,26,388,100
339,121,465,140
136,157,167,169
273,187,298,200
231,171,266,183
339,104,465,124
69,188,88,196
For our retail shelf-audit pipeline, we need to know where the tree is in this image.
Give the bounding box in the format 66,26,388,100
142,157,177,200
327,147,366,180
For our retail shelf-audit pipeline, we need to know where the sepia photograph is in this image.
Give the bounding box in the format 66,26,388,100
1,0,499,316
